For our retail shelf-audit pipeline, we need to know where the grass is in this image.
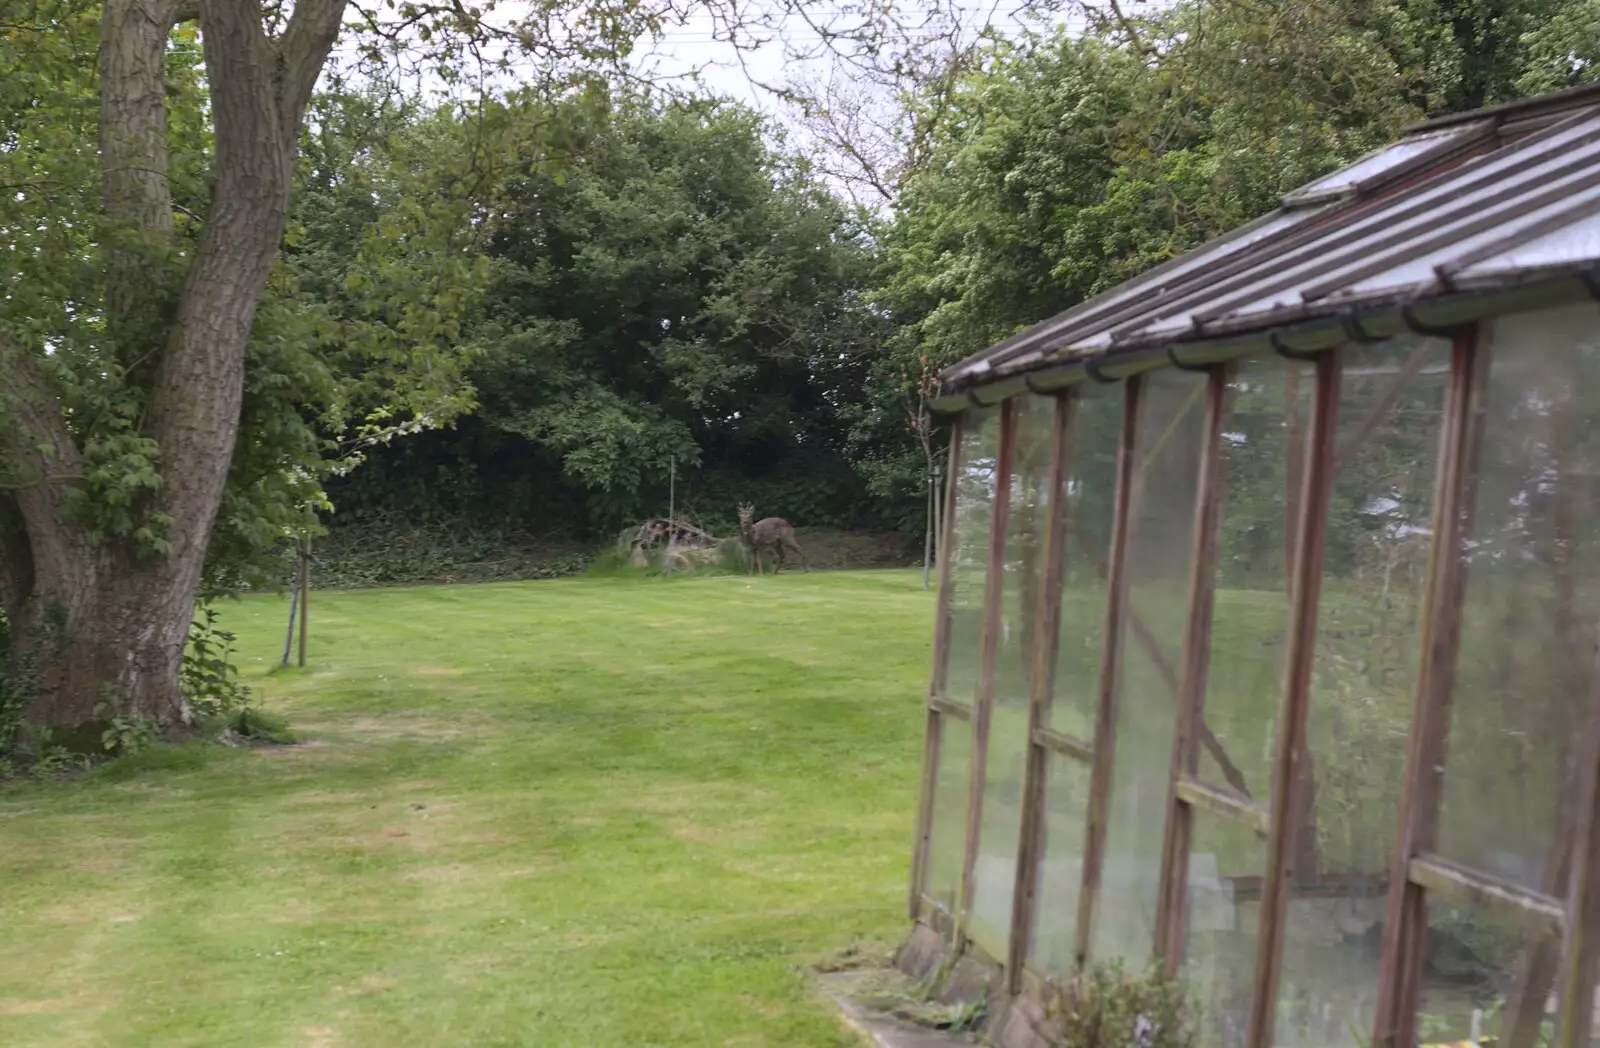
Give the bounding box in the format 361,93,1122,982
0,570,934,1047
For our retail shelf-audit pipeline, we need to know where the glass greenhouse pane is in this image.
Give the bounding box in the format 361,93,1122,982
925,722,972,925
1051,383,1124,739
1092,367,1208,966
1183,812,1268,1048
1272,336,1451,1048
1198,357,1315,802
1282,124,1485,205
942,406,1001,705
1030,752,1091,976
1438,303,1600,893
1418,901,1566,1046
971,394,1058,958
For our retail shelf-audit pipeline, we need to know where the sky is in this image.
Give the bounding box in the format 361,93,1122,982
325,0,1120,203
629,0,1089,111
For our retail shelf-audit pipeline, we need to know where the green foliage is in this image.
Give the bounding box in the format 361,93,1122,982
0,8,196,559
99,712,160,756
181,603,252,719
875,4,1415,382
3,724,95,779
27,741,91,779
1048,961,1196,1048
205,90,499,593
860,0,1600,516
429,92,883,534
227,708,297,745
1516,0,1600,94
309,515,592,588
0,607,61,760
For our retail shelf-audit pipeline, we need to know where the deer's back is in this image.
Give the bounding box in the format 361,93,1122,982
751,517,796,544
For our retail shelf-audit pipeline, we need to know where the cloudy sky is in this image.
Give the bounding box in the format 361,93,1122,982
326,0,1118,202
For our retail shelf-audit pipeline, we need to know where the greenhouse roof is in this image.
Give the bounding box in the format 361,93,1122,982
933,83,1600,411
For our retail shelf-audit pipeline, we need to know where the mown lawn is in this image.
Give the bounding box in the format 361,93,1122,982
0,571,933,1048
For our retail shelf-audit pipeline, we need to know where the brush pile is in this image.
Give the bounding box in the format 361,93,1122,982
617,517,731,572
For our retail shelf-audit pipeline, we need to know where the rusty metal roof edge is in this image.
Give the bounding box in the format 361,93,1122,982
1404,82,1600,135
939,205,1310,382
925,266,1597,414
1108,108,1600,344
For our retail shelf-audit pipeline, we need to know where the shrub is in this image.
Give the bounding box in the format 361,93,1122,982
1049,961,1196,1048
305,515,592,589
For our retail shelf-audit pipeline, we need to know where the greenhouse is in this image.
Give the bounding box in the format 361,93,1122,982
902,84,1600,1048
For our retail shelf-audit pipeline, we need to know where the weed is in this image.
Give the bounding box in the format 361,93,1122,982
101,714,160,756
1048,961,1196,1048
31,743,91,779
182,601,252,718
227,707,297,745
949,997,986,1032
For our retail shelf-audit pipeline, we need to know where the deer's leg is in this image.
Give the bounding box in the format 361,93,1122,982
787,539,808,573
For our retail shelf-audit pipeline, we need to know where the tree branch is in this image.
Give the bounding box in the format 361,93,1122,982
277,0,348,155
100,0,175,333
0,492,34,625
138,0,343,573
0,338,93,594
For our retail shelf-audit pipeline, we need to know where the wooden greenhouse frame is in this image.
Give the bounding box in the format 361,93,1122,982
898,84,1600,1048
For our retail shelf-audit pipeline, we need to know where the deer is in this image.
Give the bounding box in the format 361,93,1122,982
737,504,809,575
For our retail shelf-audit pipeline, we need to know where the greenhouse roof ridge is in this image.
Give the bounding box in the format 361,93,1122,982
933,86,1600,411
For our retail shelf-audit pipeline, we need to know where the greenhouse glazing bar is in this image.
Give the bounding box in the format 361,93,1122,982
908,416,965,919
1556,658,1600,1048
1075,376,1144,968
1006,391,1076,991
1154,364,1231,970
957,400,1017,949
1371,326,1483,1048
1246,348,1343,1048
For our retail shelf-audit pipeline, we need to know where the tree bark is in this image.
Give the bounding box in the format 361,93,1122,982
100,0,176,337
0,0,347,740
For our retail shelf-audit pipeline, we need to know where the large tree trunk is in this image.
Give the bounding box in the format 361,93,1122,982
14,566,194,737
0,0,346,742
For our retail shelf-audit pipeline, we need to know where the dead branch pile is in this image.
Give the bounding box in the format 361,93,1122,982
617,517,730,572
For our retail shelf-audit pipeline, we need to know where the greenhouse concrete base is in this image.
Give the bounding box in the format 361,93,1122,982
891,923,1060,1048
822,974,979,1048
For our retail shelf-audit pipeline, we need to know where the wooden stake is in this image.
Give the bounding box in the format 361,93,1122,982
281,571,299,668
297,536,310,669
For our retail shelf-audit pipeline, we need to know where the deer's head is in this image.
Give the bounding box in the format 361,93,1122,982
737,503,755,533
